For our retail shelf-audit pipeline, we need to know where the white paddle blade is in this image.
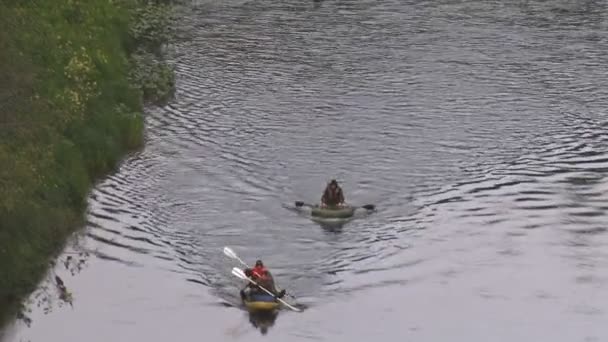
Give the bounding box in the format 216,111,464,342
224,247,237,259
288,304,302,312
224,247,248,267
231,267,247,280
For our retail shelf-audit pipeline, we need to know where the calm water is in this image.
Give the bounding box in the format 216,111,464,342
4,0,608,341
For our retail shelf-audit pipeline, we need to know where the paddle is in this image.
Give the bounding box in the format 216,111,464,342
223,247,248,267
231,267,301,312
223,247,296,300
294,201,376,211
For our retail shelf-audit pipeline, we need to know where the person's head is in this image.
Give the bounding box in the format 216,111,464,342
329,179,338,189
255,260,264,268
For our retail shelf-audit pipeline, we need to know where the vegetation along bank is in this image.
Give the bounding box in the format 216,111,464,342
0,0,176,326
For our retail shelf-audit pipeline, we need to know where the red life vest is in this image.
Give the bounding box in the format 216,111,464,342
252,266,267,278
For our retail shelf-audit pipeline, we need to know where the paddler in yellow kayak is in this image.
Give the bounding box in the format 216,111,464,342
320,179,345,208
240,260,286,299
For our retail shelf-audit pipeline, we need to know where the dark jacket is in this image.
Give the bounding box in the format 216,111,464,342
321,185,345,206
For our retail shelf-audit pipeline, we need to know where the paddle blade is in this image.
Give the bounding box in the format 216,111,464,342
223,247,237,259
294,201,304,207
231,267,247,280
362,204,376,211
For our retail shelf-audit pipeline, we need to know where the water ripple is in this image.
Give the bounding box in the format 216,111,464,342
12,0,608,340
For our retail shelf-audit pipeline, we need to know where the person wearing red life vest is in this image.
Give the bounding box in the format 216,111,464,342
251,260,267,279
241,260,286,299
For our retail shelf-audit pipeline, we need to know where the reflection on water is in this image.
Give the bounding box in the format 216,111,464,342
4,0,608,341
249,311,279,335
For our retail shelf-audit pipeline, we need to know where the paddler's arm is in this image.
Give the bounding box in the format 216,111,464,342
321,188,330,207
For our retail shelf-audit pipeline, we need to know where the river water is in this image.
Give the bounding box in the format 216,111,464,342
4,0,608,341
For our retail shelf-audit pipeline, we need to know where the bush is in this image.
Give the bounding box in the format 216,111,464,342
0,0,174,327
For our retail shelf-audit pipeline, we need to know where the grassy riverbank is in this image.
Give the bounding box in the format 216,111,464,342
0,0,175,326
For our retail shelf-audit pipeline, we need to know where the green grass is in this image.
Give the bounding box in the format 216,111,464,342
0,0,174,327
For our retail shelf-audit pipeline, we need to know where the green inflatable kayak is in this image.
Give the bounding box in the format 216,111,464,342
310,206,356,218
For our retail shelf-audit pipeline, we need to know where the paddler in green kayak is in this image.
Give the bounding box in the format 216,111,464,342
320,179,345,208
240,260,286,299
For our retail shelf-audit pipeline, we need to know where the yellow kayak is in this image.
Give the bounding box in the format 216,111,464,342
242,292,280,312
244,299,280,312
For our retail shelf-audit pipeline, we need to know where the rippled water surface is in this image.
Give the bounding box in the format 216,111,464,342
4,0,608,341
